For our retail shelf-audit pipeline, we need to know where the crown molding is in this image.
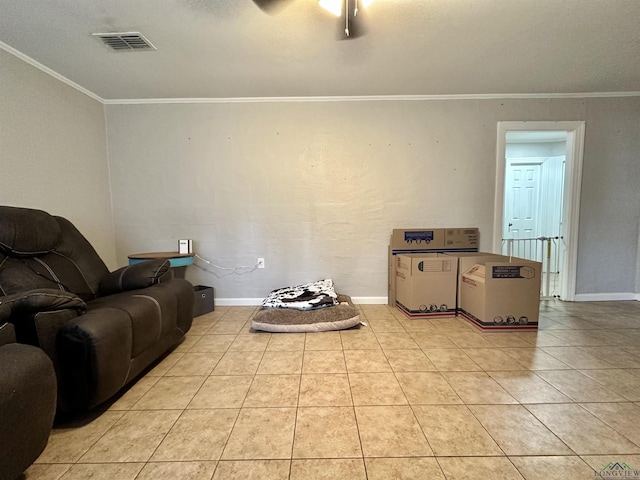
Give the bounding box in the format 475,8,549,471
0,40,104,103
3,41,639,106
103,91,640,105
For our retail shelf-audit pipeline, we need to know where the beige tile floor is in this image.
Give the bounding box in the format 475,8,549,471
26,300,640,479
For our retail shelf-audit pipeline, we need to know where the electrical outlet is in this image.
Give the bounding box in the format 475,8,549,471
257,258,265,269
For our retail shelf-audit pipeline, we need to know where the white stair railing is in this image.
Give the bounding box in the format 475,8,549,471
501,236,561,299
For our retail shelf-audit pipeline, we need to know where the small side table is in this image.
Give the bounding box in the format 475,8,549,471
128,252,195,279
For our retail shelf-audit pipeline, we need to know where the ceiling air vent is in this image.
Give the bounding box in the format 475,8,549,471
92,32,156,51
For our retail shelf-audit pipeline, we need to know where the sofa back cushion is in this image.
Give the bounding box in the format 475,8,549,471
0,206,109,301
50,216,110,299
0,206,61,255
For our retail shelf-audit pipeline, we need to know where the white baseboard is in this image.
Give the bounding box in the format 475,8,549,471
573,292,638,302
351,297,388,304
214,296,389,307
215,298,264,307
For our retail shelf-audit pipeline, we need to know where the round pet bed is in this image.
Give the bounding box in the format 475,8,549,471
251,294,360,333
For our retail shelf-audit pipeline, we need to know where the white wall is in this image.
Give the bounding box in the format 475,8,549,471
637,225,640,298
637,226,640,298
106,100,496,300
2,48,638,302
506,141,566,158
106,96,640,301
0,49,117,268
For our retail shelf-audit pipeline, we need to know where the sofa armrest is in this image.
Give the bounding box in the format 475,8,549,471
99,259,170,296
0,289,86,322
0,342,57,479
56,308,134,411
1,291,84,360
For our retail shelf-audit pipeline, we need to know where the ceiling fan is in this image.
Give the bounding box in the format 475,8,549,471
252,0,374,39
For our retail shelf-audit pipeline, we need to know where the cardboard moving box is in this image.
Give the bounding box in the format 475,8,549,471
388,228,479,306
459,258,542,331
395,253,458,318
390,228,479,252
442,252,510,311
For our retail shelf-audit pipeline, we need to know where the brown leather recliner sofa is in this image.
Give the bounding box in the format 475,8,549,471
0,205,194,412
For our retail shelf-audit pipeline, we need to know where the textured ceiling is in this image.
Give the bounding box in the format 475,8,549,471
1,0,639,101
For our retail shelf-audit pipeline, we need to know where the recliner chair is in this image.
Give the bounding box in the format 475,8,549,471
0,321,56,480
0,205,194,411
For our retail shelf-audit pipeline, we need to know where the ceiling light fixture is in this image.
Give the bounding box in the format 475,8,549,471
319,0,374,37
318,0,342,16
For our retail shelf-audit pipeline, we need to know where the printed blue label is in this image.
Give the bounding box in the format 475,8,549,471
404,231,434,244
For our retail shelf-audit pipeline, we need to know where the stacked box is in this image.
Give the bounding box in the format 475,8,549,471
388,228,479,306
441,252,510,311
388,229,540,328
458,259,542,330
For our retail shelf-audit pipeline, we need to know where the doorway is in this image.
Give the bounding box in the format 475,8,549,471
493,121,585,301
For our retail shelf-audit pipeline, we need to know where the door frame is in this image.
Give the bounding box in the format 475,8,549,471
493,121,586,301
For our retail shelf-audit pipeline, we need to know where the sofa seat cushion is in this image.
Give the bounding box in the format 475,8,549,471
86,286,179,358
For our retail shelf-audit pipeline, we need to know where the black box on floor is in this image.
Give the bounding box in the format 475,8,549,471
193,285,214,316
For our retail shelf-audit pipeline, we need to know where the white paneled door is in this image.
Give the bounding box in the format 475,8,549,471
504,161,542,240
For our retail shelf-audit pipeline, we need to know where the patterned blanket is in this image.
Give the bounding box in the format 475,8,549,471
262,279,339,311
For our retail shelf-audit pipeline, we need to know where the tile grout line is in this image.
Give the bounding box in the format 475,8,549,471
31,301,640,479
346,307,371,479
287,333,306,480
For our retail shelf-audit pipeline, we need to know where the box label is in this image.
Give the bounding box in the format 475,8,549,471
445,229,479,246
418,260,451,273
404,230,434,244
492,265,534,279
462,276,477,287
